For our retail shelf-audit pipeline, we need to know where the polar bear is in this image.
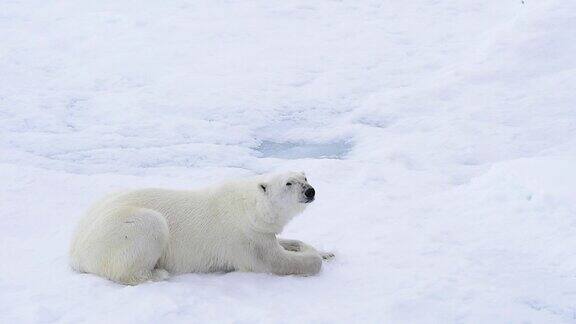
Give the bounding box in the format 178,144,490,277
69,171,333,285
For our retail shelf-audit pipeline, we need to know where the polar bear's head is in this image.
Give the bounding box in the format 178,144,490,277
252,171,315,233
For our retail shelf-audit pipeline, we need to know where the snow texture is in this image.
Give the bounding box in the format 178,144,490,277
1,0,576,322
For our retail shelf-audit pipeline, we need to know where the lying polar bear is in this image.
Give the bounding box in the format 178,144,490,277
69,171,333,285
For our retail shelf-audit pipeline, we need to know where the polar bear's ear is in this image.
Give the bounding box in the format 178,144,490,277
259,183,267,193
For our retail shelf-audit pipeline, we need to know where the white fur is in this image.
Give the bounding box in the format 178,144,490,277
69,171,331,285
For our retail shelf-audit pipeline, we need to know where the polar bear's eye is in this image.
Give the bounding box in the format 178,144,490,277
286,182,292,186
304,177,307,182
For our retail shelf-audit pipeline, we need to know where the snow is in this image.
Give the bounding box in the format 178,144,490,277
1,0,576,322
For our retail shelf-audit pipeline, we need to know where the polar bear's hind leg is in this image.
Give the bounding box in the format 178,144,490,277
110,208,170,285
75,207,171,285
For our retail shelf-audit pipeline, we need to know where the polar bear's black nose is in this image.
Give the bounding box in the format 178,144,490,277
305,187,315,199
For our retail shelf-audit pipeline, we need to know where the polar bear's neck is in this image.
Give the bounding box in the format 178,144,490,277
250,192,293,234
217,181,294,235
249,200,291,234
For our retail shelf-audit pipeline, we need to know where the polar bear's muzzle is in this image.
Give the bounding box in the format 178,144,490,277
303,186,315,203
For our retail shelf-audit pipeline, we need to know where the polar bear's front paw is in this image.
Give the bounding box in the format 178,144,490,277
320,252,335,261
